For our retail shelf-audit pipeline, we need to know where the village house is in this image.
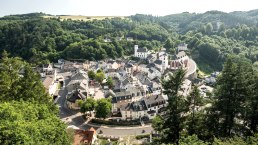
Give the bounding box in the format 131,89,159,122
143,95,167,119
147,67,162,80
126,37,134,41
105,68,119,78
156,48,169,70
114,94,167,120
66,71,89,93
66,71,89,109
104,37,112,43
134,45,150,59
177,43,188,52
120,100,148,120
42,63,54,75
107,59,119,70
124,63,134,76
111,87,146,113
170,51,189,70
66,89,87,109
62,61,77,72
146,53,157,63
149,81,162,95
42,70,58,97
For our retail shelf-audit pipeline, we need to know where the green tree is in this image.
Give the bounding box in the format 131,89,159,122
218,23,225,33
246,71,258,133
187,85,204,136
0,52,24,101
95,71,105,84
205,23,213,35
87,70,96,80
18,64,50,103
210,57,254,137
95,98,112,119
154,69,187,144
79,97,96,114
0,101,71,145
164,38,174,49
0,54,50,103
152,115,164,131
106,76,114,89
213,136,246,145
179,135,207,145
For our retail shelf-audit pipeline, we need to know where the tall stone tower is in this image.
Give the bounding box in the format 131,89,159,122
134,45,138,57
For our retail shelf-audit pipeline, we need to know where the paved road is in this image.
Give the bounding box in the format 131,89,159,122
82,124,153,138
56,73,153,137
186,59,197,77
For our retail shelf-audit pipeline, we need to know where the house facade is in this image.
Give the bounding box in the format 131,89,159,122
134,45,149,59
42,70,58,96
170,51,189,70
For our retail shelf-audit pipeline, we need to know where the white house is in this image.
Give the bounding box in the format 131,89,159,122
126,37,134,41
42,64,53,73
157,48,169,70
42,70,58,96
119,100,148,120
134,45,149,59
143,95,167,119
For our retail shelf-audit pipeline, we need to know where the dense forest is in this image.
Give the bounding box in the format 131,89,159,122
0,10,258,72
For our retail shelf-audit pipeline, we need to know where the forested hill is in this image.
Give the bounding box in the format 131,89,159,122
0,10,258,72
133,10,257,33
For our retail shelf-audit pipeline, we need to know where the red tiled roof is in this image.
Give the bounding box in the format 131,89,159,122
73,128,96,145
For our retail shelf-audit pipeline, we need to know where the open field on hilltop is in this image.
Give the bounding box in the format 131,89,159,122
42,15,126,21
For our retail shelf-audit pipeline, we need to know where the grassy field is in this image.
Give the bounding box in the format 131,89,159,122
42,15,126,21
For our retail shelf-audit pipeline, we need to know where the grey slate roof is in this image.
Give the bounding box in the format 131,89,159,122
143,95,166,108
146,63,156,68
67,90,86,103
135,73,152,86
154,60,162,65
125,63,133,68
137,47,148,53
71,72,88,80
112,91,132,103
119,100,147,111
122,78,129,86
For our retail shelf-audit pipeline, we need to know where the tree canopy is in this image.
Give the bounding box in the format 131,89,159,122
0,53,71,144
0,101,71,145
95,98,112,119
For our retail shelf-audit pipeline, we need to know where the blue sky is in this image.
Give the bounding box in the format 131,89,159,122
1,0,258,17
